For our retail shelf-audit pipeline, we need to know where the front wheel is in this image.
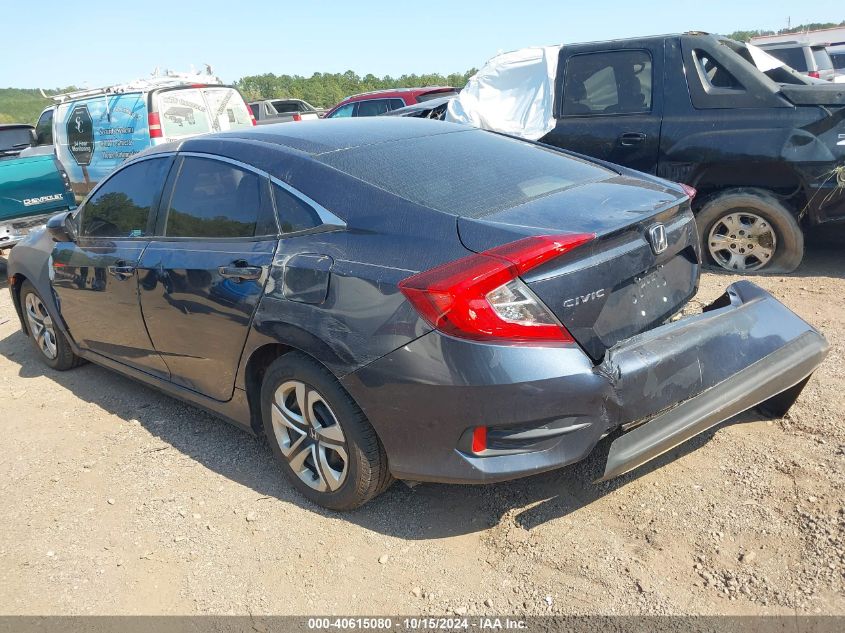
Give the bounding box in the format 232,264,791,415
695,189,804,273
20,281,81,370
260,352,393,510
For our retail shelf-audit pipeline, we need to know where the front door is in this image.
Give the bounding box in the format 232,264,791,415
51,156,173,378
138,155,278,401
542,44,664,174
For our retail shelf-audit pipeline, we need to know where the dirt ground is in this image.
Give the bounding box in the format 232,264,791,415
0,237,842,617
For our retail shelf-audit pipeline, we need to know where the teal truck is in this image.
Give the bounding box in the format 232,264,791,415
0,124,75,249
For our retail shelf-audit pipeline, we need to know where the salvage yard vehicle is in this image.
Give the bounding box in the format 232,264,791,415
248,99,322,124
34,69,255,201
324,87,457,118
0,124,75,249
756,41,836,82
7,119,828,510
391,33,845,273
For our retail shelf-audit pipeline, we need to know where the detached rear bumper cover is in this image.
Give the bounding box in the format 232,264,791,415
599,281,828,480
343,281,828,484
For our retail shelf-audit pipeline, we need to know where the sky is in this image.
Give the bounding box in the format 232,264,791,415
1,0,842,88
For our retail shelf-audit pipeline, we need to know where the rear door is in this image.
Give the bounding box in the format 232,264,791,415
137,154,278,401
50,156,173,377
542,43,664,173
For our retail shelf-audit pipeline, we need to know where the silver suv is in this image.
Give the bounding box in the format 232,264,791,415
757,41,836,82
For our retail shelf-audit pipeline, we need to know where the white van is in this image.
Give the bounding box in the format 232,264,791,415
33,71,256,199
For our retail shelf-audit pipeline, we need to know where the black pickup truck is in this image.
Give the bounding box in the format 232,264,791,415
391,33,845,273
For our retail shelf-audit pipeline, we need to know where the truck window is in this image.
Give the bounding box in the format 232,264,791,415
693,50,744,90
35,109,54,146
563,50,652,116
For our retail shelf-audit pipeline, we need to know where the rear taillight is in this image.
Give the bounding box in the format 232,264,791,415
292,112,302,122
148,112,163,138
247,106,257,126
471,426,487,454
808,71,821,79
399,234,594,344
681,183,697,201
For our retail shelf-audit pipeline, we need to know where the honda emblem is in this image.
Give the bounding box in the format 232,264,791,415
647,223,668,255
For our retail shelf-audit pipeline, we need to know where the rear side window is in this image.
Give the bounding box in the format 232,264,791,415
319,129,613,218
693,50,744,90
35,109,53,146
832,52,845,70
272,183,322,234
563,50,652,116
764,47,808,71
165,157,273,238
81,158,171,238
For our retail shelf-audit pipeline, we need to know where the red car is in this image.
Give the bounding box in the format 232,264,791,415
324,87,457,118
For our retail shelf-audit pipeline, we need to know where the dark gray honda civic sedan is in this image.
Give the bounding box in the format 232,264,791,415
7,118,828,509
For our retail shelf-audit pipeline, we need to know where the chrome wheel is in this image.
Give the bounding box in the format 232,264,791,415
24,293,58,360
271,380,349,493
707,212,777,272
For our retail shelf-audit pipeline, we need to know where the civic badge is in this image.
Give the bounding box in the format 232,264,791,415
647,223,668,255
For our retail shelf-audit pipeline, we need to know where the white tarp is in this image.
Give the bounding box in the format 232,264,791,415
445,46,561,141
746,43,785,73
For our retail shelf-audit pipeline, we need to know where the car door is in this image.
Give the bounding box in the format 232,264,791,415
137,154,278,401
50,156,173,378
542,44,663,174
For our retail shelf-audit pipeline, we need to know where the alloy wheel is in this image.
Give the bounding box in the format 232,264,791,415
24,293,58,360
707,211,777,272
271,380,349,493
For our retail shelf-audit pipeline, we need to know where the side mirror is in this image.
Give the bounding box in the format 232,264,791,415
46,212,77,243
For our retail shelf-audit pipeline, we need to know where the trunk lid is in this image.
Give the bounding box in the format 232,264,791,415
458,174,700,360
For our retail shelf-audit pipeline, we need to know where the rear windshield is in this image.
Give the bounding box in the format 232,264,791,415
272,101,304,113
156,87,251,139
416,90,458,102
812,48,833,71
318,129,613,218
765,47,808,71
0,127,32,152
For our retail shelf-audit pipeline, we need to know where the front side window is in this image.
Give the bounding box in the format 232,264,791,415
80,158,171,238
328,103,355,118
355,99,392,117
165,157,271,238
35,109,54,146
563,50,652,116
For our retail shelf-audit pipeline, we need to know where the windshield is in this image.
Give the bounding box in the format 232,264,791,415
0,127,33,153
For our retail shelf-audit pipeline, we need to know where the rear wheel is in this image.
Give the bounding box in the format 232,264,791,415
695,189,804,273
260,352,393,510
20,281,81,371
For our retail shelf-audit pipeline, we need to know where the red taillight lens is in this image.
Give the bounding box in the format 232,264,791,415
292,112,302,122
399,234,594,344
471,426,487,454
247,107,257,126
148,112,163,138
681,183,697,201
808,71,821,79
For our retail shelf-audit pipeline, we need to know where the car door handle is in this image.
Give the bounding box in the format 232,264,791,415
107,262,136,279
619,132,647,146
218,265,263,281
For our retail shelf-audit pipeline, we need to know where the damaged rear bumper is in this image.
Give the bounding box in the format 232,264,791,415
342,281,828,484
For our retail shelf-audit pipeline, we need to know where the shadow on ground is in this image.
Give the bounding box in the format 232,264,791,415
0,240,839,539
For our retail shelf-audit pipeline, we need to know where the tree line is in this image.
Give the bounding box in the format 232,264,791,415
727,20,845,42
234,70,477,109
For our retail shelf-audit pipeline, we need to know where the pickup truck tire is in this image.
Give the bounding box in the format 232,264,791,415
260,352,393,510
696,189,804,274
20,280,82,371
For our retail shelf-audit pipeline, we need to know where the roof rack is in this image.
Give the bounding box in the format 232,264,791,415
41,66,223,103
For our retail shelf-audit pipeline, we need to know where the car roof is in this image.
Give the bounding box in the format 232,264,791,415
139,117,472,161
339,87,455,103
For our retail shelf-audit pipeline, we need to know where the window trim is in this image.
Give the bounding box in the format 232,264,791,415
269,176,346,238
561,48,654,119
75,153,176,242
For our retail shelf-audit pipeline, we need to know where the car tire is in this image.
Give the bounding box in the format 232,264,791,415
20,280,81,371
260,352,393,510
695,188,804,274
